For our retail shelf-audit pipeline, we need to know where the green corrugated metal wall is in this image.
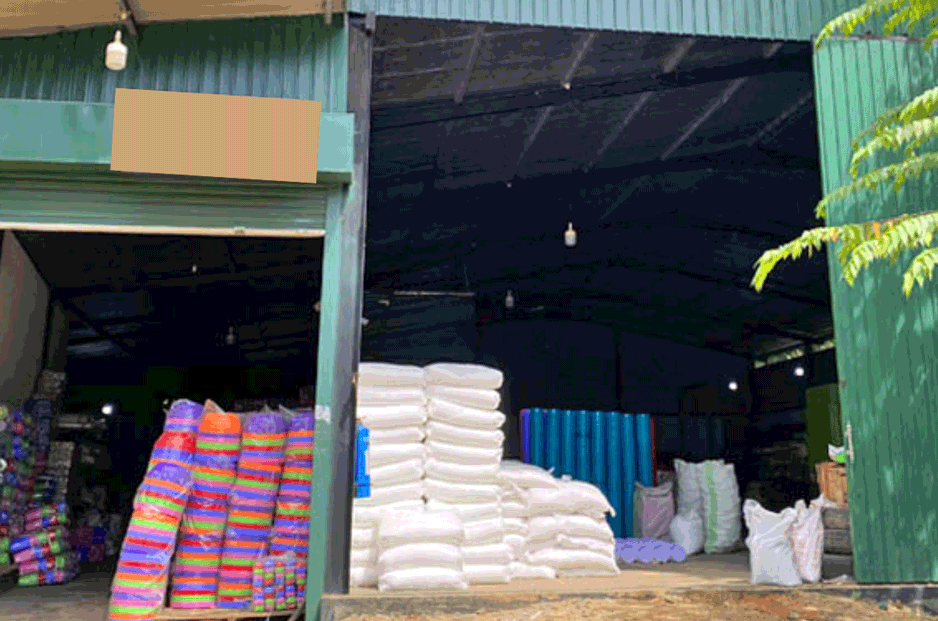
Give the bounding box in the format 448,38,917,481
814,38,938,583
349,0,857,41
0,15,347,112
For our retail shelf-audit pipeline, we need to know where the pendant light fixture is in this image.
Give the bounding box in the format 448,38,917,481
505,289,516,310
564,222,578,248
105,30,128,71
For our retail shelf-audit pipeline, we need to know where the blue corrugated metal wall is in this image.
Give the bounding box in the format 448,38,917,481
349,0,857,41
0,15,347,112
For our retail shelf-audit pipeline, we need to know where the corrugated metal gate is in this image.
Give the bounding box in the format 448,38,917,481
814,38,938,583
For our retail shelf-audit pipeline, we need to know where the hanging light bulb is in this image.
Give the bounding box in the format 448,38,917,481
728,380,739,392
564,222,578,248
505,290,515,310
105,30,128,71
794,365,806,377
225,325,237,346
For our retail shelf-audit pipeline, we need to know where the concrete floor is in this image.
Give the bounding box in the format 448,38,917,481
0,569,110,621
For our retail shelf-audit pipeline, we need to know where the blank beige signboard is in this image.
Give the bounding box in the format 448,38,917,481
111,89,321,184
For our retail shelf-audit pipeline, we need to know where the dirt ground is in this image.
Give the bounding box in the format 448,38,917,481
338,592,933,621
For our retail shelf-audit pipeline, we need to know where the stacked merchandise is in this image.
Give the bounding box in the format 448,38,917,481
251,554,301,613
669,459,741,558
350,363,428,587
523,478,620,577
108,461,193,621
375,509,469,591
170,401,240,610
216,408,287,609
423,363,509,585
13,501,78,586
269,408,315,565
498,461,559,579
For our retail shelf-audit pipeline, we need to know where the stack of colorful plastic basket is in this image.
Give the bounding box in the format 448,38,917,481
170,401,240,610
109,461,192,621
269,409,314,562
216,408,287,609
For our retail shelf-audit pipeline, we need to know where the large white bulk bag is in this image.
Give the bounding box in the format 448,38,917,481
357,405,427,429
376,543,463,574
426,421,505,448
378,568,468,591
377,510,464,549
425,385,501,410
669,511,704,556
357,386,426,407
426,440,502,465
743,499,801,586
425,479,502,504
425,458,501,484
427,398,506,430
791,496,828,583
367,443,426,468
358,363,426,387
424,363,504,390
702,461,742,554
633,480,675,541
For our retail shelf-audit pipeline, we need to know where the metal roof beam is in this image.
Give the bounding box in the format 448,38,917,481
585,37,695,173
373,50,812,131
61,298,138,357
58,260,322,299
746,90,815,147
454,25,485,105
661,41,783,160
505,31,596,181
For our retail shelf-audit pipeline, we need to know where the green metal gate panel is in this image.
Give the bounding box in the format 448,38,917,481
814,38,938,583
0,163,331,234
0,15,347,113
349,0,855,41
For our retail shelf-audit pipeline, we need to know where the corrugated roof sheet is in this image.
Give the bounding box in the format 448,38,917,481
349,0,858,41
0,15,347,112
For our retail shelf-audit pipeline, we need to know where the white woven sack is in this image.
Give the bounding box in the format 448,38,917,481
424,363,504,390
499,461,560,489
354,481,424,508
560,515,614,542
352,499,424,527
426,499,502,522
428,398,506,430
368,426,426,444
367,443,426,468
378,568,468,592
463,517,506,546
357,405,427,429
350,565,379,588
357,363,425,388
464,564,511,584
426,440,502,465
461,543,513,565
425,458,501,484
425,479,502,504
425,385,501,410
702,460,742,554
377,509,464,549
357,386,426,407
368,458,424,487
351,526,376,549
376,542,463,573
426,421,505,448
508,562,556,580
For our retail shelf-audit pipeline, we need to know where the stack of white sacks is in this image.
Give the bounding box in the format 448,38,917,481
350,360,621,590
505,463,620,578
423,363,513,585
350,363,429,588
